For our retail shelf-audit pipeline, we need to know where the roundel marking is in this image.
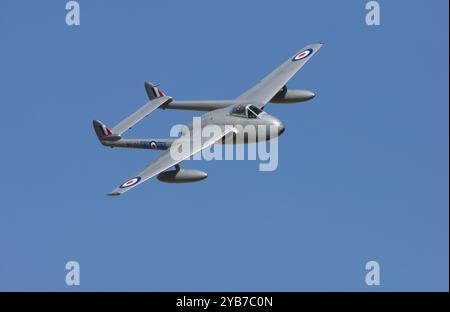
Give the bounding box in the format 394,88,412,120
292,48,313,61
120,176,141,188
150,141,158,150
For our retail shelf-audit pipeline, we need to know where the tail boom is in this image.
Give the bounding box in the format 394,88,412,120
101,138,175,150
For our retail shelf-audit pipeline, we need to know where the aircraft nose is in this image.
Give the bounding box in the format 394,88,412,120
278,122,285,135
271,118,285,136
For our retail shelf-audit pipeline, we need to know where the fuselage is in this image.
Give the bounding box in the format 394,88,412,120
195,103,285,144
100,102,285,150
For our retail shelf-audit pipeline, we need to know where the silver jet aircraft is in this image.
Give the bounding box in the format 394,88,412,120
93,43,323,195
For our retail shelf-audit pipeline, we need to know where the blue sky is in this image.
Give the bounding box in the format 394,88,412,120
0,0,448,291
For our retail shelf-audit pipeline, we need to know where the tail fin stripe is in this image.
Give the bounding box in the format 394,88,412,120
101,124,112,136
151,86,165,98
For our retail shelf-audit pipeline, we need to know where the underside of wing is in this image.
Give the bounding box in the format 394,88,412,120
108,125,235,195
237,43,323,108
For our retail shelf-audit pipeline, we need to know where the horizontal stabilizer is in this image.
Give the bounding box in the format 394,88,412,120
111,96,172,135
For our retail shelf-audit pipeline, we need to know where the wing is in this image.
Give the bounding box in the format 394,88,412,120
236,43,323,108
111,96,172,135
108,124,235,195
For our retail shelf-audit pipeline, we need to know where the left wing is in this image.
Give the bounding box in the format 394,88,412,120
237,43,323,108
108,124,235,195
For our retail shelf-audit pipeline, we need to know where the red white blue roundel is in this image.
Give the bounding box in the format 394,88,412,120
150,141,158,150
292,48,313,61
120,176,141,188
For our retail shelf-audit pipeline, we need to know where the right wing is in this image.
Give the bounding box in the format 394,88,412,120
236,43,323,108
108,124,235,196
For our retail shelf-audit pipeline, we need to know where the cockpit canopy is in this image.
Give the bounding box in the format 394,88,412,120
230,104,264,119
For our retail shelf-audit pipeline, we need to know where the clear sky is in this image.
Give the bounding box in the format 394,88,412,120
0,0,448,291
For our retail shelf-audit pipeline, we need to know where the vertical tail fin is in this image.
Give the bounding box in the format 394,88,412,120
93,120,121,142
144,82,166,100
